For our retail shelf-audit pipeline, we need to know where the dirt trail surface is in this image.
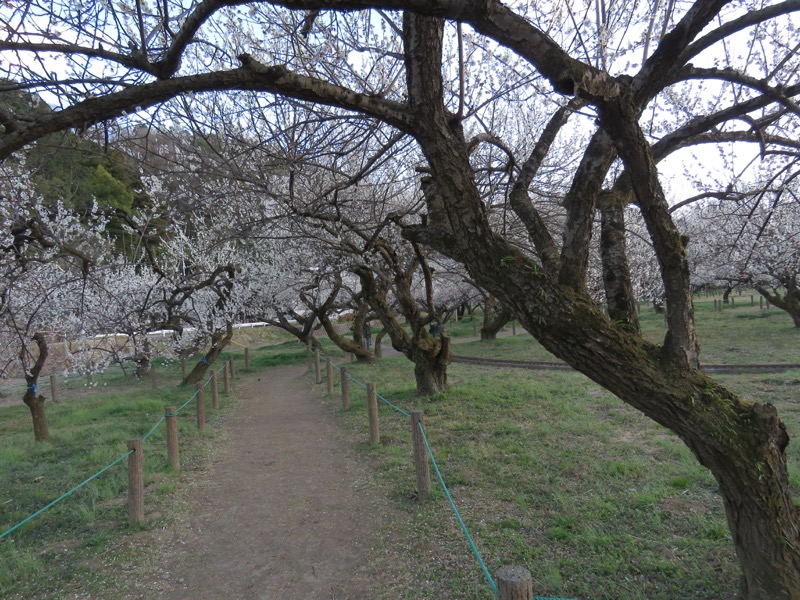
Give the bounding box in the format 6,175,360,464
139,365,393,600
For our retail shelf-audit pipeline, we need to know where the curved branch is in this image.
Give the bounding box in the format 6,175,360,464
0,60,413,160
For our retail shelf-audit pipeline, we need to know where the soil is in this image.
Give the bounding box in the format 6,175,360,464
124,365,399,600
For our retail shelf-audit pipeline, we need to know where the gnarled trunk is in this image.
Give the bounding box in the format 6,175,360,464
756,279,800,328
183,324,233,387
480,295,512,340
410,333,451,395
399,12,800,591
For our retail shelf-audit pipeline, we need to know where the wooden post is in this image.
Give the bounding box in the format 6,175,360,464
244,347,250,370
49,374,58,403
180,358,186,378
472,319,477,336
165,406,179,471
410,410,431,502
127,439,144,526
351,352,356,363
228,358,236,380
314,351,322,384
495,566,533,600
211,371,219,409
366,382,379,444
760,296,764,309
341,367,350,410
306,338,313,369
731,296,735,308
196,385,205,431
150,362,157,388
751,295,754,306
326,359,333,395
512,321,516,335
713,299,717,311
223,363,231,394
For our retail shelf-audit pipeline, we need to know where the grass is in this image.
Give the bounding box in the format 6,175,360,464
317,302,800,599
0,358,237,599
1,308,798,599
452,294,799,366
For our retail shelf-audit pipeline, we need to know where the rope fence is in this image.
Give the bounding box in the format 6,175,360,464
0,360,233,541
314,349,572,600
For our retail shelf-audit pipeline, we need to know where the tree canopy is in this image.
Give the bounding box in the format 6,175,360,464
2,1,800,597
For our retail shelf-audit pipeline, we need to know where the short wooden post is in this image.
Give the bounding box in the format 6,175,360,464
341,367,350,410
314,351,322,384
731,296,735,308
196,385,205,431
165,406,179,471
127,438,144,526
49,374,58,403
751,295,754,306
228,358,236,380
244,347,250,370
223,363,231,394
326,359,333,394
472,320,477,336
180,358,186,378
767,299,770,308
713,299,717,311
760,296,764,309
211,371,219,409
366,382,379,444
512,321,517,335
351,352,356,363
495,565,533,600
150,362,158,387
410,410,431,502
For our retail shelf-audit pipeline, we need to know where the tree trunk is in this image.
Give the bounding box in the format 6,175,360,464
398,12,800,585
22,333,50,441
318,309,375,363
183,324,233,386
23,388,49,442
756,281,800,328
411,334,451,395
481,296,512,340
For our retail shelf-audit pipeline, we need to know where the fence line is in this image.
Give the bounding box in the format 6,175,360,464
0,362,228,541
316,351,571,600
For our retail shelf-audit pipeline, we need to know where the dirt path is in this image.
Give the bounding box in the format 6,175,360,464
139,365,393,600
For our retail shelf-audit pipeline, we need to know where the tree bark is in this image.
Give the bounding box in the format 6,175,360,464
756,278,800,328
182,324,233,386
599,196,640,333
400,14,800,593
22,333,49,442
480,295,512,340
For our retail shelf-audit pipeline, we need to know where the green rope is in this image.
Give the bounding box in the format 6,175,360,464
176,388,200,413
142,416,165,441
417,421,498,596
375,391,410,417
0,449,134,541
346,371,367,389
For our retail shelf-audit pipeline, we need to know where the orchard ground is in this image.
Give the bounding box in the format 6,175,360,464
1,296,799,599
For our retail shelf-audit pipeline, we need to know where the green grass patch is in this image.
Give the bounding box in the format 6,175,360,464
0,360,237,599
322,310,799,599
